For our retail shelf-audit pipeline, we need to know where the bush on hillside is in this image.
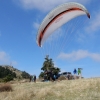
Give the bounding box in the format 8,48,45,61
21,71,30,79
0,66,16,79
3,74,14,82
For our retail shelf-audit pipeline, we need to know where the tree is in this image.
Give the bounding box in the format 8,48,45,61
39,55,60,79
39,72,44,78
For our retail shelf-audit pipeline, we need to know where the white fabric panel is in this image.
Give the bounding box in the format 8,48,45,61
41,10,86,45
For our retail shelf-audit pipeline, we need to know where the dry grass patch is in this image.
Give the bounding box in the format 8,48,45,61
0,84,13,92
58,76,67,81
0,78,100,100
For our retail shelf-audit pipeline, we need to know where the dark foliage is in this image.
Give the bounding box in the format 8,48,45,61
21,71,30,79
0,66,16,82
39,72,45,78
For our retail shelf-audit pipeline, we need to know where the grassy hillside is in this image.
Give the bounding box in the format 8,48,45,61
0,78,100,100
2,65,22,78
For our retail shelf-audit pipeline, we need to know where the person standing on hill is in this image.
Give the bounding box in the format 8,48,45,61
32,75,34,82
34,75,36,83
50,71,55,82
78,68,81,79
29,75,32,82
73,68,77,79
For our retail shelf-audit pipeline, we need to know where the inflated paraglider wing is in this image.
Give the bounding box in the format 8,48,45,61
36,2,90,47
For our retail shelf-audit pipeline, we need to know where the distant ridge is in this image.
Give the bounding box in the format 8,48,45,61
1,65,23,78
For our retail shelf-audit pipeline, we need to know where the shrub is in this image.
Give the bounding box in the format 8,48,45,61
58,76,67,81
3,74,13,82
21,71,30,79
0,84,13,92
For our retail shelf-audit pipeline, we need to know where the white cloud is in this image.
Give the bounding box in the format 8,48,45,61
58,50,100,62
10,61,18,66
76,32,86,42
0,51,10,63
33,22,40,29
90,53,100,62
73,10,100,42
14,0,91,12
86,13,100,32
0,51,17,66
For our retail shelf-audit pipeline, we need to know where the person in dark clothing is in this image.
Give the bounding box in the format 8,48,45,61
67,74,70,80
73,68,77,74
73,68,77,79
49,71,55,81
29,75,32,82
34,75,36,83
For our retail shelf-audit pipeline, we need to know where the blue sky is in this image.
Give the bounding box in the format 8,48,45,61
0,0,100,78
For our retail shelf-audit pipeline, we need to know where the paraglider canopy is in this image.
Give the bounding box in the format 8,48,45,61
36,2,90,47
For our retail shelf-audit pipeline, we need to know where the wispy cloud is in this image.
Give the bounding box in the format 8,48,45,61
76,32,86,42
74,9,100,42
58,50,100,62
86,13,100,32
0,51,10,63
0,51,17,66
33,22,40,29
11,61,18,66
14,0,91,12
